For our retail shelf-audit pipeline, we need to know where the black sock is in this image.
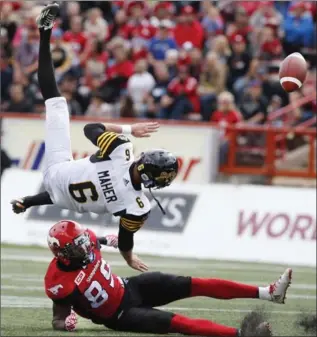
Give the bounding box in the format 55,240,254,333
38,28,61,101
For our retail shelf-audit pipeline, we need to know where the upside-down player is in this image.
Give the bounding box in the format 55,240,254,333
11,3,178,273
45,220,292,336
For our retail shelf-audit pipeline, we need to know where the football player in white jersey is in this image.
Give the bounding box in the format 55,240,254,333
11,3,179,273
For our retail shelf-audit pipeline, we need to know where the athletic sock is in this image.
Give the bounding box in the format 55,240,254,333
170,314,239,336
191,278,259,299
38,28,61,100
258,286,271,300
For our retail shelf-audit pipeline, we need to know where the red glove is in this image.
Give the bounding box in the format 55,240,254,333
65,311,77,332
105,234,118,248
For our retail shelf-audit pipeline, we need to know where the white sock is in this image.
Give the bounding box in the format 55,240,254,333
258,286,271,301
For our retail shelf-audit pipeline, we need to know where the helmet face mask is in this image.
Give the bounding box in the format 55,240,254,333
62,232,93,265
48,221,93,267
137,150,178,189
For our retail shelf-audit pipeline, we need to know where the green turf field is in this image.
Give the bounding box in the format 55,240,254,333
1,244,316,336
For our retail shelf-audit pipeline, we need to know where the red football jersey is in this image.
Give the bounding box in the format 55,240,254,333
44,230,125,320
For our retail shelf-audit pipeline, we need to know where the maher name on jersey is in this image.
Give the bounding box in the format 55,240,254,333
98,170,118,203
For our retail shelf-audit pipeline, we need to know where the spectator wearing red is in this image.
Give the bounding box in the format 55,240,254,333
100,37,134,103
259,26,283,60
160,65,199,120
123,2,156,45
174,6,204,49
211,91,242,166
106,38,134,83
211,91,242,129
63,16,88,55
82,40,108,79
110,9,128,39
153,1,174,20
150,1,175,27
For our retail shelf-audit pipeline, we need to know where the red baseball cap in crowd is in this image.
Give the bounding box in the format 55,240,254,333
230,34,246,44
181,5,194,15
259,1,274,8
127,0,145,14
154,1,174,14
178,64,189,73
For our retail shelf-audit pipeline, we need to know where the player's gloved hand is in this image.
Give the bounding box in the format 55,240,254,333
65,311,77,332
127,254,148,273
105,234,118,248
10,199,27,214
132,122,159,138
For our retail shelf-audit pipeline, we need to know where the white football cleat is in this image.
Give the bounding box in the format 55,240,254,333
269,268,292,304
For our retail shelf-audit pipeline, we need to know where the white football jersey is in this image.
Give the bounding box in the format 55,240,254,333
44,132,151,229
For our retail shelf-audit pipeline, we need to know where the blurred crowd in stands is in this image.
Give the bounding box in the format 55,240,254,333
1,0,316,127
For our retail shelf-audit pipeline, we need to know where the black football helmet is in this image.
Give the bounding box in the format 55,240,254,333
136,149,178,189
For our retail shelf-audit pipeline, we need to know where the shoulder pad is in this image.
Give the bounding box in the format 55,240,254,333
93,132,131,161
44,260,76,300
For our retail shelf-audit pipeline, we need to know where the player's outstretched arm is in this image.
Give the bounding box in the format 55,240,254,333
84,122,159,145
98,234,118,248
11,191,53,214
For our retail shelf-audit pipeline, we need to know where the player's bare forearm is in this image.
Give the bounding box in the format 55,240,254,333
120,248,133,262
118,226,148,272
83,122,159,146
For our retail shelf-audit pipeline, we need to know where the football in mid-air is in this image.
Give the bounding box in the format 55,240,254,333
279,52,307,92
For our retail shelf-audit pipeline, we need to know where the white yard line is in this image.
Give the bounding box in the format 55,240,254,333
1,295,315,315
2,254,316,274
1,286,315,300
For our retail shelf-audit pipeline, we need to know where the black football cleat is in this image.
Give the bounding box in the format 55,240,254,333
36,3,59,30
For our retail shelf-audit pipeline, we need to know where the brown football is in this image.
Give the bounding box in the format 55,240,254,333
279,53,307,92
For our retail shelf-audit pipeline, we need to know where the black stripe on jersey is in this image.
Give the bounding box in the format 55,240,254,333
91,132,131,162
97,132,118,156
120,212,150,232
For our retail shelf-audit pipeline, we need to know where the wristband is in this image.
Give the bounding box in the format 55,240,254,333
121,125,132,135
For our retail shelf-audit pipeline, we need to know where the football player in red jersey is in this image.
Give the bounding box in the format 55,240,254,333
45,220,292,336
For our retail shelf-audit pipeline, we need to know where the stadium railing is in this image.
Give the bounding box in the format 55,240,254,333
219,124,316,179
267,92,316,125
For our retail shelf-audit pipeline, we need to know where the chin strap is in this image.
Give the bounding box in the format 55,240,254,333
149,188,166,215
